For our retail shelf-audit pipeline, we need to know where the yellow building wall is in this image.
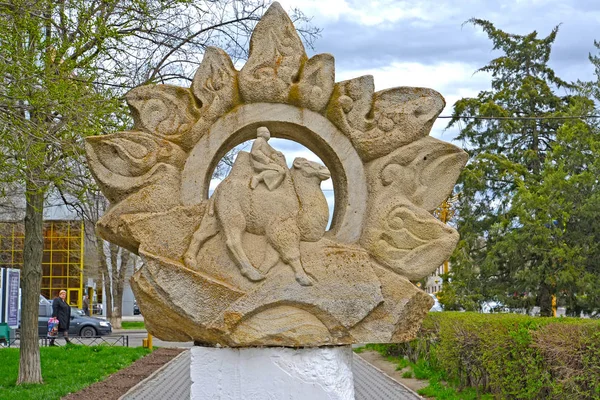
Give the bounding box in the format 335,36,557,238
0,221,84,307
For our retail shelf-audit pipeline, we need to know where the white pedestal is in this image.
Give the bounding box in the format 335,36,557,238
190,346,355,400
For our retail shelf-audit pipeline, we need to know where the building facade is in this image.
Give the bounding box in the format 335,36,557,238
0,221,85,307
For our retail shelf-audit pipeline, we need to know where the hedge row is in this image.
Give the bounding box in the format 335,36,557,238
385,312,600,399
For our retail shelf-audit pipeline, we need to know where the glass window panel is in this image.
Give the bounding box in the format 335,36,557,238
0,251,12,264
53,238,69,250
13,238,23,248
42,252,51,263
52,277,66,288
53,224,69,238
52,251,68,264
42,264,50,276
69,252,80,264
69,264,81,277
42,277,50,287
68,277,81,288
68,290,79,307
13,251,23,264
52,264,66,277
41,289,50,300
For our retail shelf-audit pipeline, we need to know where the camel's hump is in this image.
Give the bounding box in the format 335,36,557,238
228,151,253,179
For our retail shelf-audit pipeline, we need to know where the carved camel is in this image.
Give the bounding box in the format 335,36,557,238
184,152,331,286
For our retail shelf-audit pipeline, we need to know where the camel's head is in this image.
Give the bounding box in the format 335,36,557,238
292,158,331,181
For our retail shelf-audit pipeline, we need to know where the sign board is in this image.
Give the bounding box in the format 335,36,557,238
6,269,20,328
1,268,21,328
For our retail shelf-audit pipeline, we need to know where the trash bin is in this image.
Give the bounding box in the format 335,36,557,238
0,323,11,345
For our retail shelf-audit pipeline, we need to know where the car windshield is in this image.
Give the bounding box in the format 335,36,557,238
71,308,86,316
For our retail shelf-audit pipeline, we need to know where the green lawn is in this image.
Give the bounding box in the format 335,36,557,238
0,345,151,400
121,321,146,330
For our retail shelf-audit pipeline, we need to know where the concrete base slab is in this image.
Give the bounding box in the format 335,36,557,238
190,346,355,400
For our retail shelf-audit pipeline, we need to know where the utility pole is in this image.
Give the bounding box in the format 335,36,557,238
434,196,458,275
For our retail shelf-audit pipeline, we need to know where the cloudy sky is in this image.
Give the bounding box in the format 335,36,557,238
277,0,599,140
213,0,600,209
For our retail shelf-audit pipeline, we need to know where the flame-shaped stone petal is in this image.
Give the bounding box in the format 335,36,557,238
326,75,375,137
85,131,186,203
192,47,239,108
291,53,335,113
363,87,446,161
328,85,445,161
239,2,306,104
126,85,201,150
187,47,241,148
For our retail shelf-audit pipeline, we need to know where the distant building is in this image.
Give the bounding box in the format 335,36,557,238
425,263,448,294
0,190,135,315
0,220,86,307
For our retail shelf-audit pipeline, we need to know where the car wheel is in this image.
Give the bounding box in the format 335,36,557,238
80,326,97,337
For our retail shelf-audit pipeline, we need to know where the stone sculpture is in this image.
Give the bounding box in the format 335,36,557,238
183,132,331,287
86,2,468,347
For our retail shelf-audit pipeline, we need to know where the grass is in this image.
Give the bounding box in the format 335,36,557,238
121,321,146,330
363,344,494,400
0,345,151,400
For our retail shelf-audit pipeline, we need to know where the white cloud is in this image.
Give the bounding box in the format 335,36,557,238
337,60,489,91
279,0,450,26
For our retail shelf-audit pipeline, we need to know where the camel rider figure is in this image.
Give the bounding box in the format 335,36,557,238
250,127,286,191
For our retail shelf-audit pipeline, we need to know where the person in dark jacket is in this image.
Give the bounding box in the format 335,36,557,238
50,289,71,346
82,295,90,316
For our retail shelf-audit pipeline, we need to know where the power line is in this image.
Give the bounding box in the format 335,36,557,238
437,115,600,120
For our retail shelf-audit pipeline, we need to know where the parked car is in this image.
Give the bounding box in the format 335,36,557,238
481,301,508,314
133,303,141,315
37,297,112,337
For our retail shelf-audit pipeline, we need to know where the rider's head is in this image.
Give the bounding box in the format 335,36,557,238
257,127,270,140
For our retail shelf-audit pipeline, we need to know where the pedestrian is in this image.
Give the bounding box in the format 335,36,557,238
82,295,90,316
50,289,71,346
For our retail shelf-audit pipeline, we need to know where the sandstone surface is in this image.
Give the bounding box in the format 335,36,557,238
86,2,467,347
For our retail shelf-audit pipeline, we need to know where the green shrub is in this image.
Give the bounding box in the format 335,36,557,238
372,312,600,399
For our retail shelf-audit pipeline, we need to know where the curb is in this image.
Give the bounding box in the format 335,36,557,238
113,329,147,334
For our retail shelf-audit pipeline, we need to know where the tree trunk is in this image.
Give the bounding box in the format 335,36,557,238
95,235,111,319
538,283,553,317
17,187,44,384
109,247,130,329
95,236,132,329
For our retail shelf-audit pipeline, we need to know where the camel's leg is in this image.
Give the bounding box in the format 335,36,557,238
184,214,219,269
260,243,280,273
267,220,312,286
217,206,265,282
286,256,312,286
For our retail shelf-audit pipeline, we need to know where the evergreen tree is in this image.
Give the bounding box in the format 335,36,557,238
441,19,597,316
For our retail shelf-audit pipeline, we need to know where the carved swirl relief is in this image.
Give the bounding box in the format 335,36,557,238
85,2,467,347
